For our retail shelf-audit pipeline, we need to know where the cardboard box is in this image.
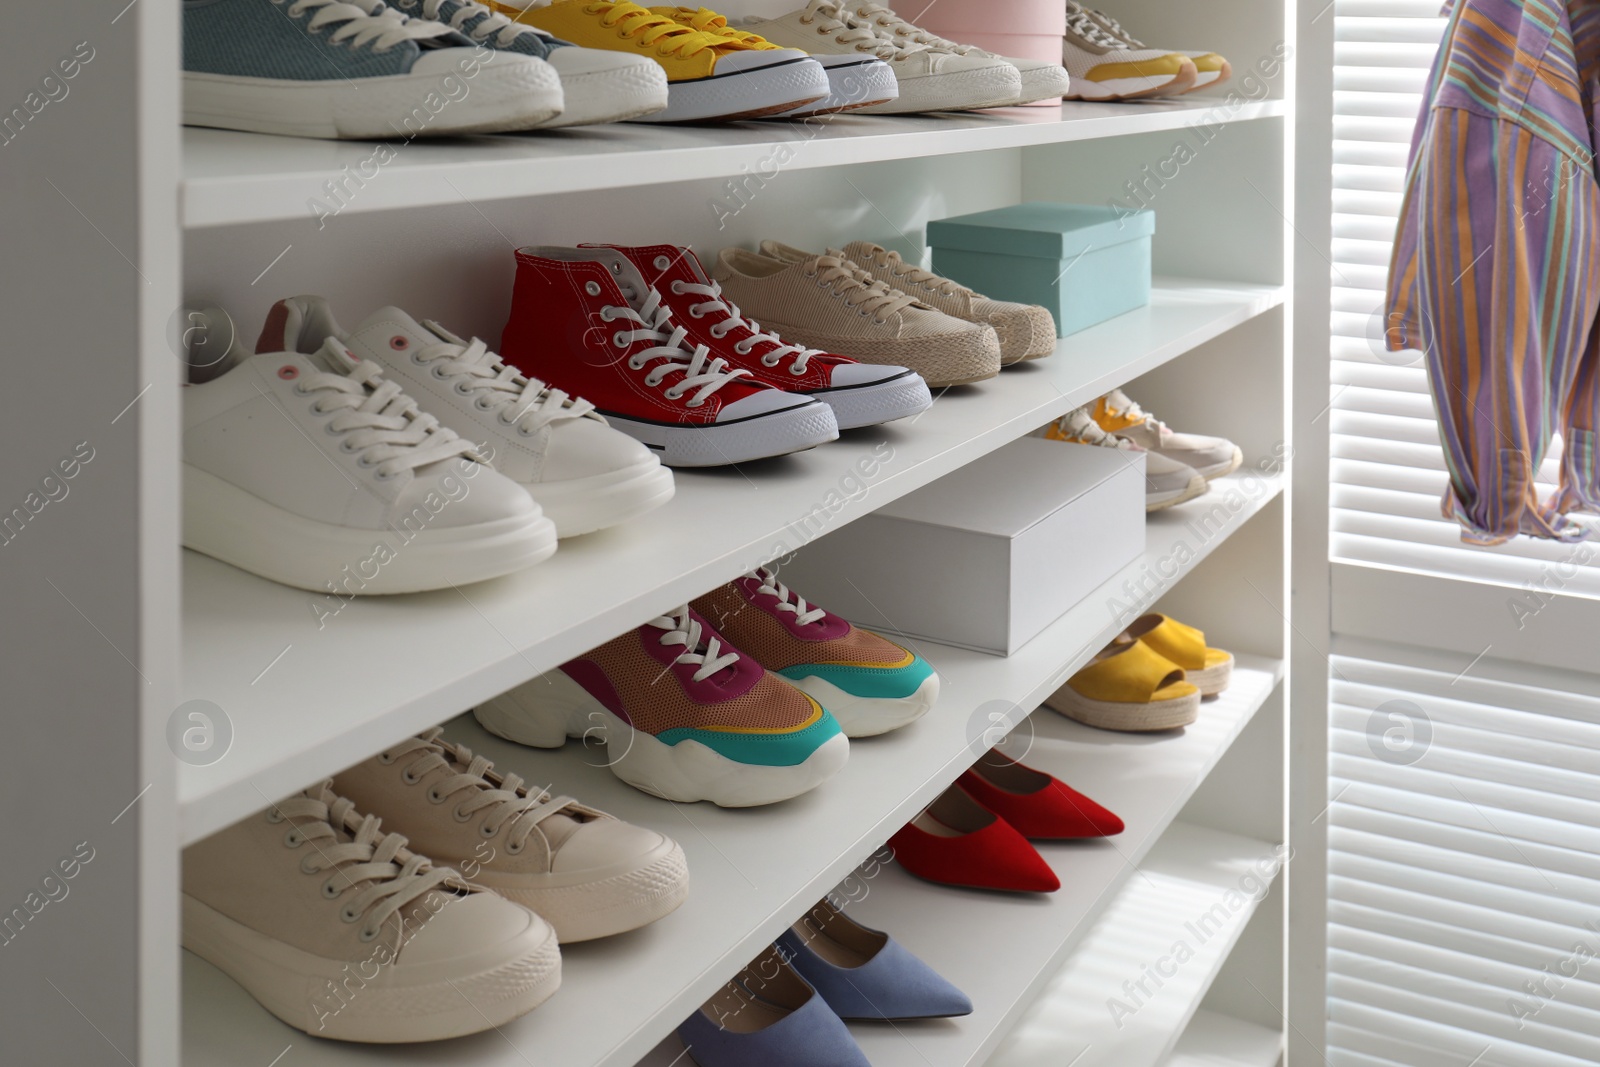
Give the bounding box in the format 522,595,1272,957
778,437,1145,656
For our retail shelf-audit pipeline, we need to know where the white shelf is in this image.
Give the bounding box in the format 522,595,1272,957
1166,1009,1284,1067
177,278,1283,845
181,97,1286,227
180,485,1282,1067
986,824,1282,1067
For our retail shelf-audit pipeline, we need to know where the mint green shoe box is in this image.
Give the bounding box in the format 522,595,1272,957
927,202,1155,338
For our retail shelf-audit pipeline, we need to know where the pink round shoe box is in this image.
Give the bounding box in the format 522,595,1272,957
917,1,1068,107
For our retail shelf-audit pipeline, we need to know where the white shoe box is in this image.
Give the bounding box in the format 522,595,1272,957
778,436,1145,657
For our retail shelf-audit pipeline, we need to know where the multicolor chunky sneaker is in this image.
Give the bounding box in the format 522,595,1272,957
841,240,1057,364
1043,405,1207,511
692,567,939,737
1082,7,1231,93
494,0,829,122
600,243,932,429
332,729,689,942
1091,388,1243,480
474,605,849,807
1059,1,1195,100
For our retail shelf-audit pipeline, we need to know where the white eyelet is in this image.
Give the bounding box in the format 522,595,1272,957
789,365,805,376
762,356,780,367
321,881,340,898
613,332,628,348
401,768,419,784
453,381,473,396
655,256,672,270
427,787,445,804
309,401,330,416
358,926,378,942
585,281,602,296
284,830,303,847
453,805,473,823
609,261,621,273
474,396,495,411
710,325,728,338
301,856,320,875
599,307,617,322
688,306,705,318
375,468,395,481
628,357,647,370
265,809,285,823
686,398,706,408
505,839,524,854
356,454,377,468
480,822,497,838
873,319,887,326
292,382,311,396
663,388,684,401
430,365,450,380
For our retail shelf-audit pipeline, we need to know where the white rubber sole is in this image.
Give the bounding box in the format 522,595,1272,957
780,57,899,117
182,56,563,139
1146,473,1209,512
475,672,851,807
470,837,689,943
633,58,829,124
858,63,1023,114
1013,64,1073,105
784,672,940,738
817,371,933,429
601,401,839,467
183,465,557,593
536,61,668,129
1189,447,1244,481
182,895,561,1042
1065,68,1197,101
1043,685,1200,732
523,460,675,538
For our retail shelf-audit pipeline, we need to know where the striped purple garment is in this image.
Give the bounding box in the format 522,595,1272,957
1387,0,1600,545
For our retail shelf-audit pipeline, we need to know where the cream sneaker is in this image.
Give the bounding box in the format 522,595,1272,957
332,729,690,942
1091,388,1243,479
1060,1,1196,100
1043,405,1207,511
713,243,1001,388
738,1,1022,114
838,2,1072,105
261,296,675,539
183,782,560,1042
182,330,556,593
842,240,1057,364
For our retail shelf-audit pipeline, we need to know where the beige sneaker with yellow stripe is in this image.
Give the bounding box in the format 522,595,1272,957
1042,405,1206,511
1082,6,1231,93
1060,1,1195,100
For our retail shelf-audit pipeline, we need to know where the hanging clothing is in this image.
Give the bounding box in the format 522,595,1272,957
1387,0,1600,545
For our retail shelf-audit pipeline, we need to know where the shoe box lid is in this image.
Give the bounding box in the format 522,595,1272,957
926,201,1155,261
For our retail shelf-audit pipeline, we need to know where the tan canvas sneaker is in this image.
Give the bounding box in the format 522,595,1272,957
332,728,689,943
712,243,1001,387
841,240,1057,364
183,781,560,1043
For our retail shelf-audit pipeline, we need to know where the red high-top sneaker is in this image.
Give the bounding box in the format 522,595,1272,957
501,246,838,467
591,244,932,429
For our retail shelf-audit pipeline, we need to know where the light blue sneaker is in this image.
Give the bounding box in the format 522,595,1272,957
182,0,564,138
387,0,669,126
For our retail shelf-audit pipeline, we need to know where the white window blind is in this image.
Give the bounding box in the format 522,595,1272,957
1328,1,1600,594
1329,653,1600,1067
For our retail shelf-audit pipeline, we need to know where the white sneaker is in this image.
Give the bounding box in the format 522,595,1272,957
839,2,1072,105
262,297,675,538
1091,388,1243,480
183,328,556,592
183,782,561,1042
1060,1,1196,100
740,1,1022,114
1042,405,1207,511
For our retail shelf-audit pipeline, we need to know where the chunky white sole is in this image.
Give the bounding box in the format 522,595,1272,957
1013,64,1074,105
601,401,839,467
781,56,899,117
182,895,560,1042
1065,68,1197,101
634,57,829,124
1146,473,1209,512
784,672,940,738
183,56,563,139
858,63,1023,114
183,465,557,593
475,672,850,807
817,371,933,429
1189,447,1244,481
470,838,690,943
537,61,669,129
523,460,675,538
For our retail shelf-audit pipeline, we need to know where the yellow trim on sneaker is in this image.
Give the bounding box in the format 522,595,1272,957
650,6,791,51
1086,53,1191,82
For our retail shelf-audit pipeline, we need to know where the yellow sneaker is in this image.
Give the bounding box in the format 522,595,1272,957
651,6,899,116
489,1,828,122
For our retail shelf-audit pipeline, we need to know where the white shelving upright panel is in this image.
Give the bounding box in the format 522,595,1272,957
0,0,1311,1063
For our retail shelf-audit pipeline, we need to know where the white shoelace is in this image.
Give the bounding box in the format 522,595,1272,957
1054,406,1140,450
285,0,454,51
1063,1,1126,50
859,245,968,298
1086,7,1142,48
411,329,595,436
292,342,475,479
807,253,919,322
398,0,552,47
272,784,458,944
1103,389,1170,437
796,0,924,61
382,729,579,851
669,278,825,375
648,606,741,682
848,3,973,54
602,289,752,407
749,566,826,626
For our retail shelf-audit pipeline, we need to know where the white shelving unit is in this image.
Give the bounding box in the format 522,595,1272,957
8,0,1320,1063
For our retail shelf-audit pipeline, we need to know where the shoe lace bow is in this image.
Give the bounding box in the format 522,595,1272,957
648,605,741,682
808,253,919,322
750,566,826,625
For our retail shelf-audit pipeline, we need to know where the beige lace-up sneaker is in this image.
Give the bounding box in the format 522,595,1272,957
332,729,689,942
841,240,1057,364
1043,404,1207,511
182,781,560,1042
713,242,1001,387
